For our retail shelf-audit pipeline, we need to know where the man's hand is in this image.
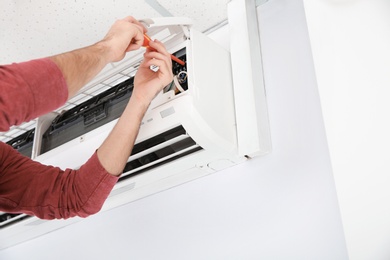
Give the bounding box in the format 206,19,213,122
133,39,174,106
98,16,147,63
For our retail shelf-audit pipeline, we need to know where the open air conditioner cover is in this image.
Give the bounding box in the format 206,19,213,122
0,16,271,250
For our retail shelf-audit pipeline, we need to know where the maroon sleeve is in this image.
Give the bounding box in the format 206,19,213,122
0,58,68,131
0,58,119,219
0,142,119,219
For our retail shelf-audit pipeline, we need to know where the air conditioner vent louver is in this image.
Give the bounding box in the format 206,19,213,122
121,125,203,179
0,213,31,229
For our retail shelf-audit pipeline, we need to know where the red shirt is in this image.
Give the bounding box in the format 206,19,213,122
0,58,118,219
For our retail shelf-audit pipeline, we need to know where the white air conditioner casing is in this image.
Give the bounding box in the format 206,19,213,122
0,16,271,249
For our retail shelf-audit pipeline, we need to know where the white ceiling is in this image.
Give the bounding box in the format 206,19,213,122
0,0,229,63
0,0,230,142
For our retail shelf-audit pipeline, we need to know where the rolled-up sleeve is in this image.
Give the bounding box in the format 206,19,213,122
0,143,119,219
0,58,118,219
0,58,68,131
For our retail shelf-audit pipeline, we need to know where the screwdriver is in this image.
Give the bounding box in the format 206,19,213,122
142,34,186,66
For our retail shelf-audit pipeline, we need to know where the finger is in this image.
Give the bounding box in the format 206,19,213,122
145,58,173,81
144,64,173,88
143,52,172,76
126,25,145,52
143,51,171,65
148,40,170,56
143,53,170,71
122,16,148,33
145,41,172,69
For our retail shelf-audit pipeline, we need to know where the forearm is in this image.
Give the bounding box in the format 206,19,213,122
96,95,149,176
0,143,117,219
49,42,111,98
48,16,146,99
96,39,172,176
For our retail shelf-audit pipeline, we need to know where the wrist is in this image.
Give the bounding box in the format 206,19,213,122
94,41,114,64
129,92,151,113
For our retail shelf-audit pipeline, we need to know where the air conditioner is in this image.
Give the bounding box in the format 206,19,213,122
0,17,270,249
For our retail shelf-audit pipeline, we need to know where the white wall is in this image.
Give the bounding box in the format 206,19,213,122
303,1,390,259
0,0,348,259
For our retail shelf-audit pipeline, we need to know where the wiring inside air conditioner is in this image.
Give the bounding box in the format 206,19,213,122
163,47,188,95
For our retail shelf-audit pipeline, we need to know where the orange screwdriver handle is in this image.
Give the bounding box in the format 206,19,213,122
142,33,152,47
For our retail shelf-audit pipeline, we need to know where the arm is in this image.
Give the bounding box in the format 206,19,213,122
0,16,146,131
97,40,173,175
49,16,146,98
0,143,117,219
0,18,172,219
49,17,174,176
0,59,68,131
0,42,172,218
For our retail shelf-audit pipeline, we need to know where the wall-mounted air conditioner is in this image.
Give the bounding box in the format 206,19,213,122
0,14,270,249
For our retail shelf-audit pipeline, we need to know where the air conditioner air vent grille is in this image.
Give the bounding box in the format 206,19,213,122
119,125,203,180
0,213,31,229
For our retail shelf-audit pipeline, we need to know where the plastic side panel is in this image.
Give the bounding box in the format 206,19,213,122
32,112,58,159
228,0,272,157
187,29,237,151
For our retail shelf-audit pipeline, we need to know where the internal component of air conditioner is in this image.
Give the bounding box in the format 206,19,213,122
40,78,134,154
6,128,35,158
164,48,187,94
